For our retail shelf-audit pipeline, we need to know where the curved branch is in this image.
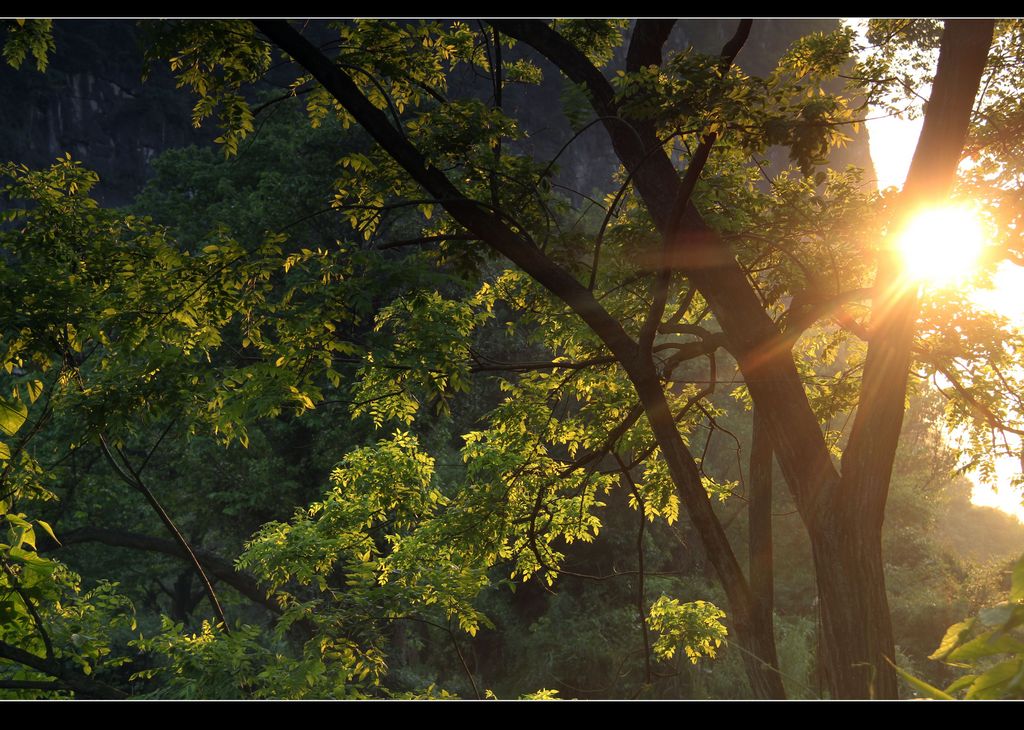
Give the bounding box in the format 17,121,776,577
51,526,284,619
98,436,229,632
0,640,127,699
256,20,639,365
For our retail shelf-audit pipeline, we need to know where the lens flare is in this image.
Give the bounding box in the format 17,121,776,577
897,205,987,286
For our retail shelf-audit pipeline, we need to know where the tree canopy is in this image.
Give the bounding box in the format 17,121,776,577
1,18,1023,700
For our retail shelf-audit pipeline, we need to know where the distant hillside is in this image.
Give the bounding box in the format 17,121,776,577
937,480,1024,562
0,20,873,208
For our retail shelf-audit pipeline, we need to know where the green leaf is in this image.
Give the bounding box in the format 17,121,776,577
36,519,60,546
6,514,35,550
965,659,1024,699
0,441,9,461
947,630,1024,663
930,618,975,661
890,660,954,699
7,545,48,565
1011,555,1024,604
0,396,28,437
944,673,978,695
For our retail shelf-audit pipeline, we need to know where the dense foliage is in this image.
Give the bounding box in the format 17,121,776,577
0,18,1022,699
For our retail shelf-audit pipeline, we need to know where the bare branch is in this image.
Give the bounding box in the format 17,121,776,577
97,435,229,632
51,526,287,620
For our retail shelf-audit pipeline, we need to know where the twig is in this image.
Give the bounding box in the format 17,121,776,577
614,452,652,687
97,435,229,632
0,558,54,661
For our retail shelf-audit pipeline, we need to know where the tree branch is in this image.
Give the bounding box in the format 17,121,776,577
749,406,775,626
496,19,839,525
0,679,66,692
97,436,230,632
256,20,639,365
469,352,617,373
559,403,644,477
0,559,54,662
932,365,1024,438
0,639,127,699
626,20,676,72
614,451,653,687
51,526,285,619
640,20,752,360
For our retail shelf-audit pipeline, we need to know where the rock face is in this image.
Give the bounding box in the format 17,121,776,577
0,20,211,206
0,20,872,207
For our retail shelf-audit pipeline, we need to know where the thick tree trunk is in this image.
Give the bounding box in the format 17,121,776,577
810,517,896,699
748,408,780,683
821,19,995,699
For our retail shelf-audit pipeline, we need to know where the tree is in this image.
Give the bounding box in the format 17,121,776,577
0,18,1019,699
244,17,993,698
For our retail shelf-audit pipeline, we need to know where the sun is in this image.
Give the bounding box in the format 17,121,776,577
896,204,988,287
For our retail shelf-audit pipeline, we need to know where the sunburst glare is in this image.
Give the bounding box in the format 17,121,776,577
896,205,988,287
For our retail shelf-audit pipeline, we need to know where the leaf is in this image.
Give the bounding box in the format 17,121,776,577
978,603,1016,629
1011,555,1024,604
944,673,978,695
889,659,954,699
0,442,9,461
25,379,43,404
930,618,974,661
0,397,28,437
947,630,1024,664
6,513,35,550
965,659,1023,699
7,545,48,565
36,519,60,546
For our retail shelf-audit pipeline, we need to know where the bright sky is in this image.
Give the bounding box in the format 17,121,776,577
846,19,1024,524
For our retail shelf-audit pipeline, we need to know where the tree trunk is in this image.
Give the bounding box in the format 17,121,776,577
629,362,785,699
730,607,787,699
748,407,780,685
819,19,995,699
810,516,896,699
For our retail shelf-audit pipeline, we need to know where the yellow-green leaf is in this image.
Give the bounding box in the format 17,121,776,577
1011,555,1024,603
36,519,60,546
0,397,28,437
890,660,954,699
930,618,974,661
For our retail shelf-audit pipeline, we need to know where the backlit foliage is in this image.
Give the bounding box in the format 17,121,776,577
0,18,1022,699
